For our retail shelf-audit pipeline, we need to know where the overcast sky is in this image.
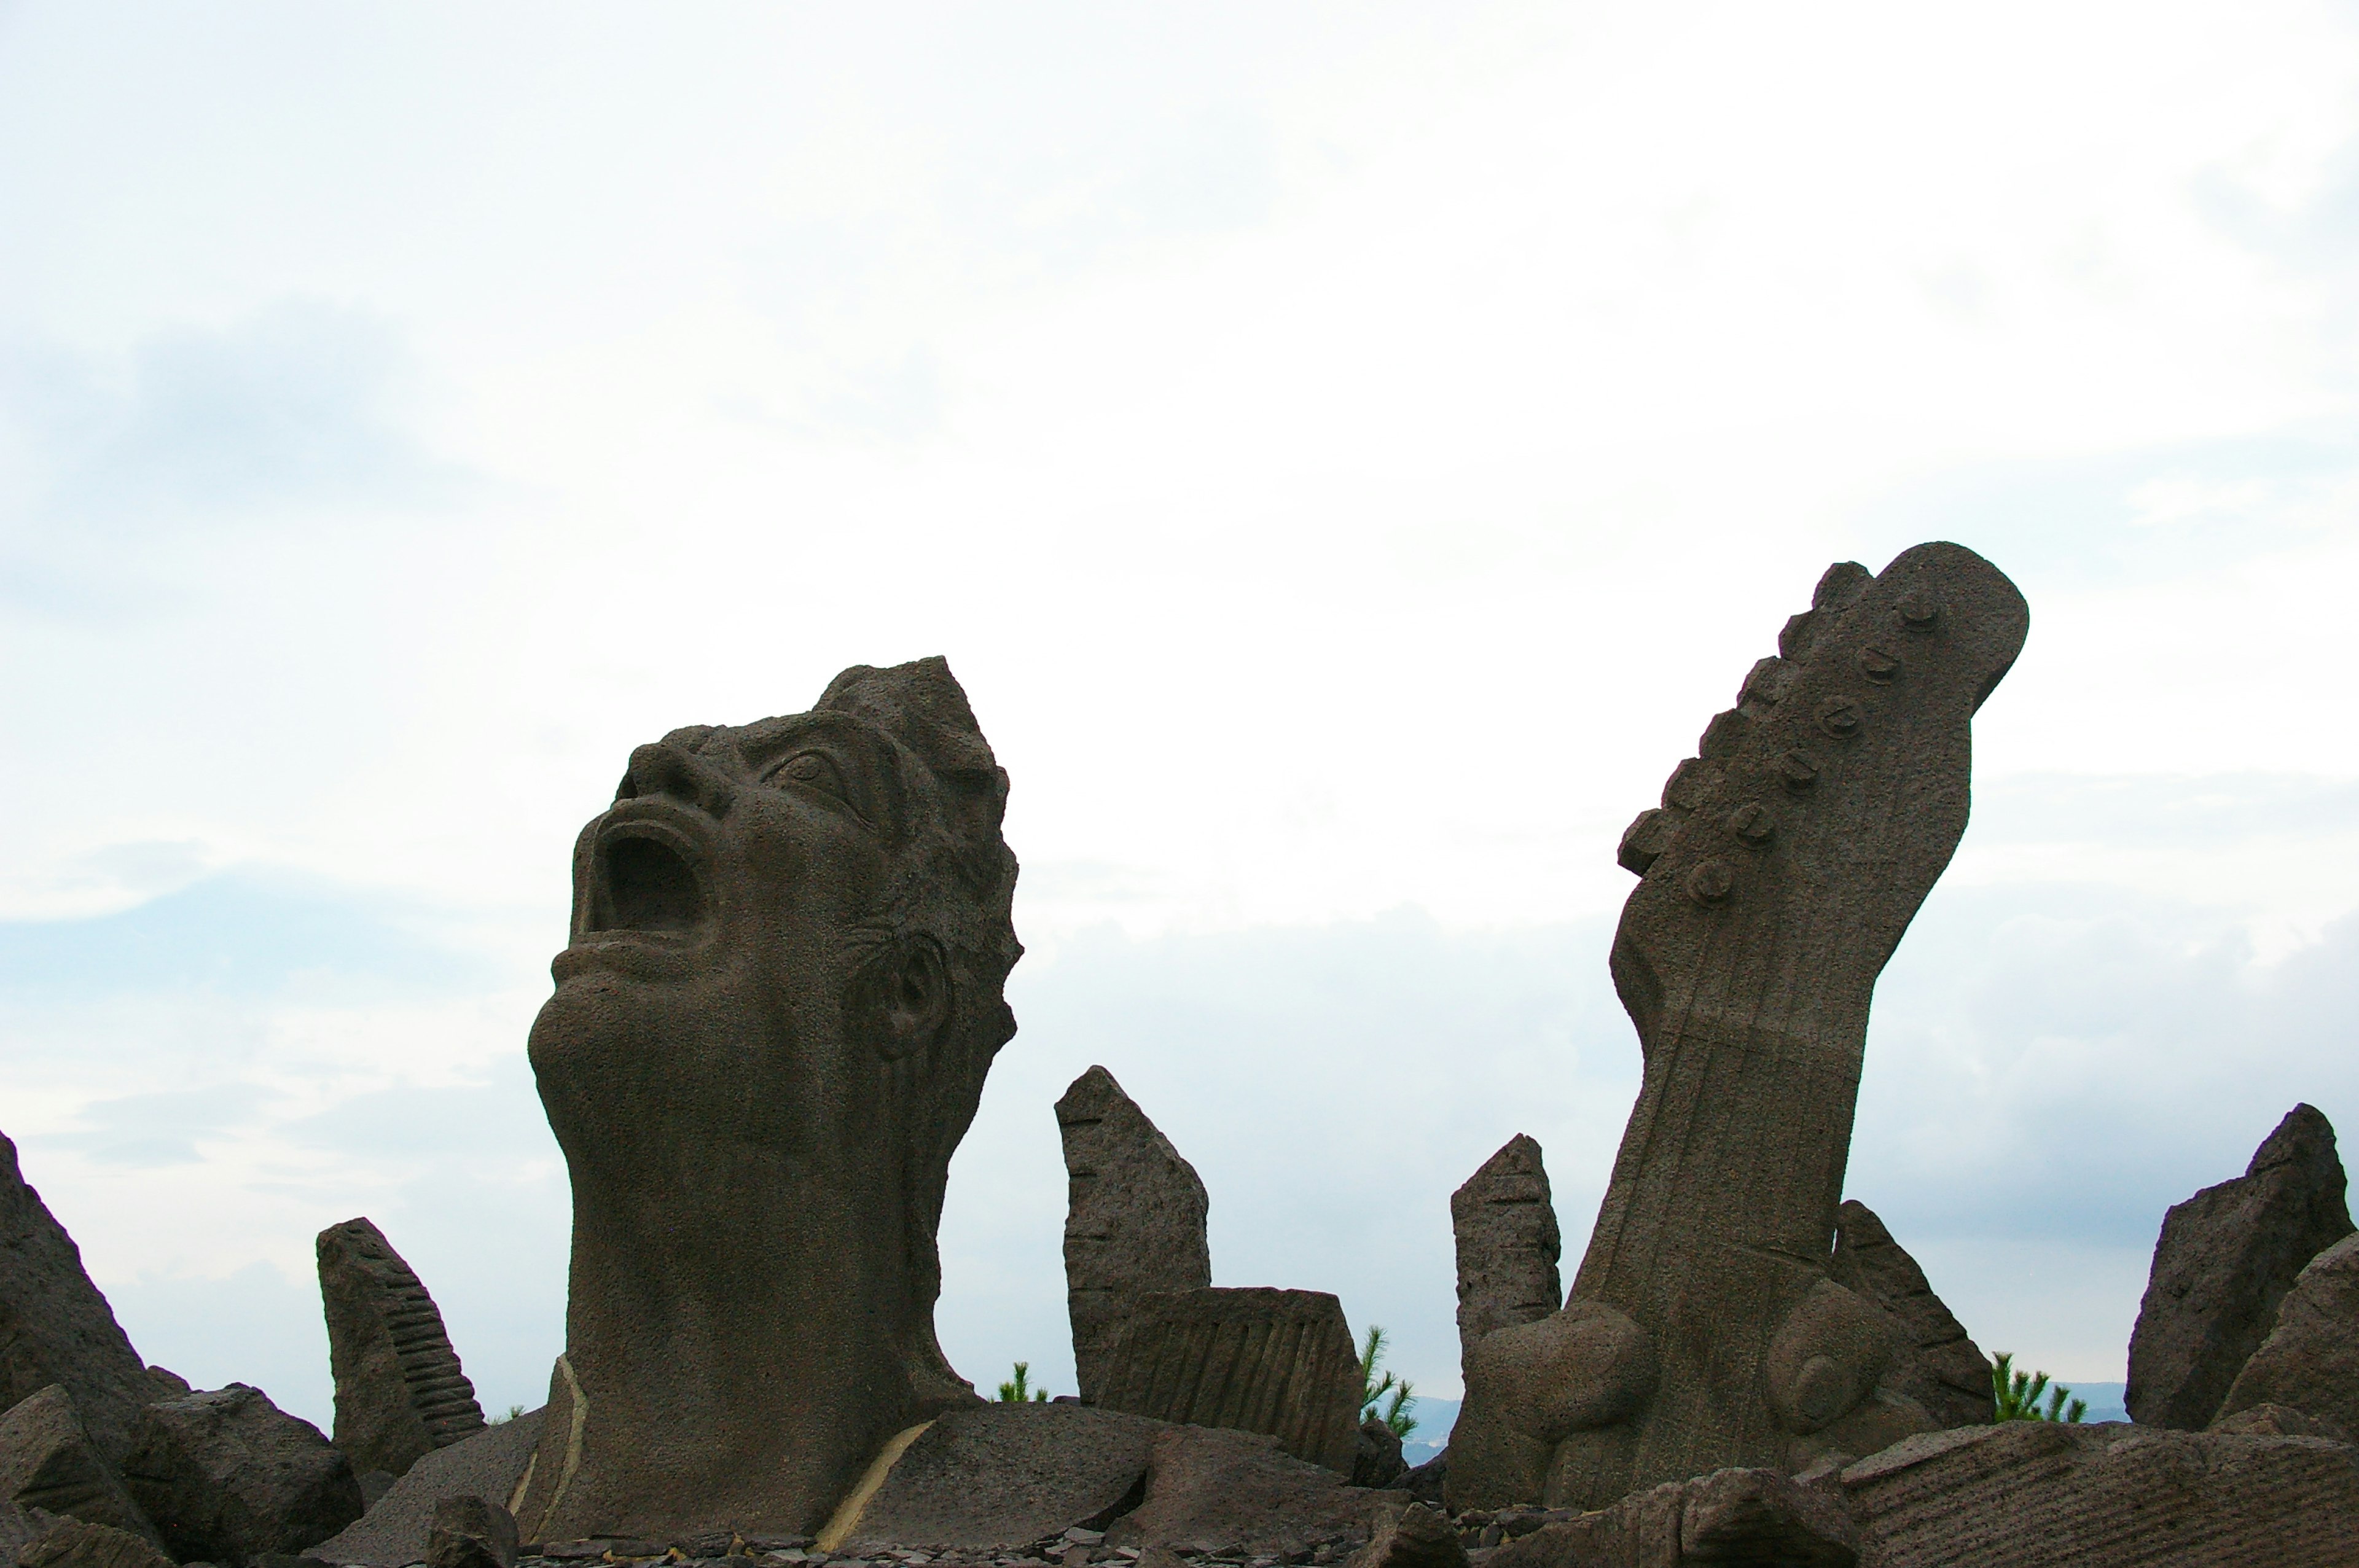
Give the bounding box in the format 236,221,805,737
6,2,2359,1433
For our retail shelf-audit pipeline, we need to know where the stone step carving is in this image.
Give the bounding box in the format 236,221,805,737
1451,1135,1563,1367
2125,1102,2352,1430
1057,1067,1212,1405
317,1217,488,1479
1830,1200,1992,1429
0,1131,156,1467
1449,544,2029,1510
1093,1288,1361,1475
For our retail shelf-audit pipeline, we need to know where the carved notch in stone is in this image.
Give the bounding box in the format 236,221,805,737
318,1217,487,1480
1057,1066,1212,1405
516,657,1023,1541
1451,1135,1563,1368
1094,1288,1361,1475
1450,544,2029,1511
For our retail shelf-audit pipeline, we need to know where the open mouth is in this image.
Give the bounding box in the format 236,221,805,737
587,822,711,941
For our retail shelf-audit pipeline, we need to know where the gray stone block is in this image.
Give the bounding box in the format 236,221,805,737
829,1402,1163,1550
119,1384,362,1566
15,1516,176,1568
1829,1200,1992,1429
1095,1287,1363,1475
308,1408,541,1567
2215,1230,2359,1439
317,1217,486,1481
426,1496,517,1568
1100,1424,1388,1558
0,1386,160,1546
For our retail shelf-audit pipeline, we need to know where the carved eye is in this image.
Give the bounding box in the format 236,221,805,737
770,750,847,801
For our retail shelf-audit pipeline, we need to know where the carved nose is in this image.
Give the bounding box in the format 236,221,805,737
617,743,735,819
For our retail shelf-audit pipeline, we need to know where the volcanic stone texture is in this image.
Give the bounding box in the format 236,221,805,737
318,1217,488,1480
1829,1200,1992,1428
1100,1424,1386,1559
1095,1288,1362,1475
1056,1067,1211,1406
1452,544,2030,1511
1450,1137,1562,1365
0,1131,154,1467
1485,1468,1859,1568
1343,1502,1464,1568
311,1408,543,1567
426,1496,518,1568
0,1386,160,1545
2125,1102,2352,1430
2215,1230,2359,1438
1837,1420,2359,1567
120,1383,364,1566
834,1403,1162,1551
15,1517,177,1568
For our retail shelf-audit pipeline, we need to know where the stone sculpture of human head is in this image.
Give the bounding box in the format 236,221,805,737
517,657,1020,1540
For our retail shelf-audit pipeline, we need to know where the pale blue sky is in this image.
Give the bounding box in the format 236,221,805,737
5,2,2359,1428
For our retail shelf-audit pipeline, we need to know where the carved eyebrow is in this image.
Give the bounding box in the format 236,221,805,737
737,716,906,835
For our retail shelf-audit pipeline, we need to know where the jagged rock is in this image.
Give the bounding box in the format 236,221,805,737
141,1371,188,1402
1454,547,2027,1510
119,1384,363,1566
2126,1103,2352,1430
310,1409,542,1567
0,1386,160,1545
426,1497,517,1568
516,659,1023,1539
1095,1288,1362,1473
1100,1425,1386,1558
1829,1200,1992,1428
1342,1502,1463,1568
1395,1451,1445,1505
316,1218,487,1481
1352,1416,1406,1489
0,1132,155,1467
1838,1419,2359,1565
2215,1230,2359,1438
1485,1468,1858,1568
2209,1401,2353,1442
823,1403,1162,1550
1450,1136,1562,1364
16,1516,176,1568
1056,1068,1212,1406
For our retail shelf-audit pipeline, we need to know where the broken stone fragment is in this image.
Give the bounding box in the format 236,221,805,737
119,1383,364,1566
2207,1401,2353,1443
1450,1136,1562,1368
316,1217,488,1481
1350,1417,1404,1490
1094,1289,1362,1474
2125,1102,2353,1430
1340,1502,1462,1568
1484,1468,1857,1568
1055,1067,1212,1407
1099,1425,1386,1559
308,1407,542,1568
0,1385,162,1547
427,1496,518,1568
1828,1200,1992,1428
0,1131,157,1467
16,1516,178,1568
2213,1229,2359,1439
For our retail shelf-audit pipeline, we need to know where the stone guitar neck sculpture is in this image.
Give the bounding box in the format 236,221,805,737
1450,542,2027,1510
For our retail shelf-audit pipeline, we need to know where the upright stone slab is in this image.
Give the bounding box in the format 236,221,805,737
0,1131,154,1466
2125,1103,2352,1430
0,1386,161,1545
1451,1136,1563,1366
2214,1230,2359,1438
1095,1287,1363,1474
1830,1200,1992,1429
1056,1066,1212,1405
317,1217,487,1480
1449,545,2029,1510
514,658,1023,1540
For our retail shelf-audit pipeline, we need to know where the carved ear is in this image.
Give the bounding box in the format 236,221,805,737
864,936,951,1061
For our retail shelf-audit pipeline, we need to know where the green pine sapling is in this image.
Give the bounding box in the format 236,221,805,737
1992,1351,2086,1423
1356,1324,1420,1440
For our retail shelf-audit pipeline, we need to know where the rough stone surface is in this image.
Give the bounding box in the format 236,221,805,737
1829,1199,1992,1429
119,1383,364,1566
1095,1288,1362,1474
2125,1103,2352,1430
1839,1419,2359,1566
427,1496,517,1568
1450,1137,1562,1367
317,1217,487,1480
834,1403,1164,1550
1395,1452,1445,1507
1055,1067,1211,1406
0,1132,154,1467
0,1386,159,1545
1484,1468,1857,1568
2214,1229,2359,1438
1100,1425,1386,1558
15,1517,176,1568
1342,1502,1462,1568
2208,1400,2353,1442
311,1408,542,1567
1453,545,2028,1510
514,659,1023,1540
1351,1416,1406,1489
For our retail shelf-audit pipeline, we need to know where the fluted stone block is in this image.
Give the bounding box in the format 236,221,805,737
2126,1103,2352,1430
1056,1067,1211,1405
318,1217,487,1480
1095,1288,1361,1474
1451,544,2029,1510
1831,1201,1992,1429
1451,1135,1562,1367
